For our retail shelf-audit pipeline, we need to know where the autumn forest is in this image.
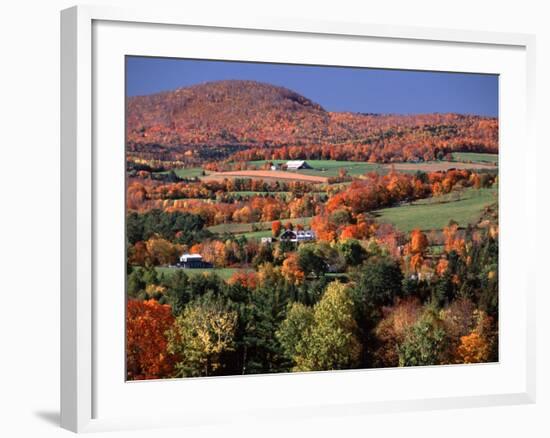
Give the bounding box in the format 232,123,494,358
126,64,499,380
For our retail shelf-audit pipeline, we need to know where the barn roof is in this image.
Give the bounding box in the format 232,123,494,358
180,253,202,259
286,160,306,167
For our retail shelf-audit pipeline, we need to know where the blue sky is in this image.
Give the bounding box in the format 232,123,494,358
126,56,498,117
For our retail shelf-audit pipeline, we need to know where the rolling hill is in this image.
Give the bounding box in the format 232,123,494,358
126,80,498,165
127,80,329,147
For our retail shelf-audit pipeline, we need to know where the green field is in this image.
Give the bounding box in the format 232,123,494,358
229,191,293,200
230,191,289,196
451,152,498,164
230,191,325,198
372,188,497,233
154,266,249,280
237,229,273,239
247,160,386,177
247,157,498,178
163,157,497,184
158,167,205,178
207,216,313,236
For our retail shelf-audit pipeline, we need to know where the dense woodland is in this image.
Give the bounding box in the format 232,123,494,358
127,167,498,379
127,217,498,379
126,80,499,380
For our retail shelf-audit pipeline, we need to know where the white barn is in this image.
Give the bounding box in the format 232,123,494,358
286,160,311,170
179,253,203,263
178,253,212,269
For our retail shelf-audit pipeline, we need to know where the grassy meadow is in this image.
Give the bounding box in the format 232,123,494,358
451,152,498,164
154,266,251,280
372,187,497,233
247,159,386,177
207,216,314,236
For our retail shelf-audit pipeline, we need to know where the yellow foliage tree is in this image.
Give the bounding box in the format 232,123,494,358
167,298,237,377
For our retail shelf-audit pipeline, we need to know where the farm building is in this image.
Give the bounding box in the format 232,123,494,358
286,160,311,170
178,253,212,269
279,229,316,243
260,236,274,244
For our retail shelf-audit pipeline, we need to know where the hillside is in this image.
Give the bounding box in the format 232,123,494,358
127,80,329,147
126,80,498,166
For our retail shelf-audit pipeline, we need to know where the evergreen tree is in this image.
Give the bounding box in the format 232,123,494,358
242,285,291,374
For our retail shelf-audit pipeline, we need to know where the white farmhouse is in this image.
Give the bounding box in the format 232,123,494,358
279,229,316,243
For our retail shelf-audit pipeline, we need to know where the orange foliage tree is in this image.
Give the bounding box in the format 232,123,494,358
443,223,466,255
456,309,496,363
126,300,176,380
310,215,338,242
456,332,491,364
407,228,429,272
281,253,305,285
271,220,282,237
410,228,429,254
228,271,258,289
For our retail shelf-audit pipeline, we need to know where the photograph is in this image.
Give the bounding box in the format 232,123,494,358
125,57,499,380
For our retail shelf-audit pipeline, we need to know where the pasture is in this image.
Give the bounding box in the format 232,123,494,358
202,169,328,184
452,152,498,164
159,167,205,178
236,229,273,239
247,158,497,180
207,216,314,236
155,266,249,280
385,161,496,173
229,191,293,200
163,158,499,188
248,159,385,177
372,188,497,233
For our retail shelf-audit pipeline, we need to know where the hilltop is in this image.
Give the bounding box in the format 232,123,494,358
127,80,329,147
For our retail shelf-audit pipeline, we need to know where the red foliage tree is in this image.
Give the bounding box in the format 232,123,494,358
126,300,176,380
271,220,282,237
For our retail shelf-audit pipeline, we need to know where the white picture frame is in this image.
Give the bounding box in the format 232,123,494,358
60,4,536,433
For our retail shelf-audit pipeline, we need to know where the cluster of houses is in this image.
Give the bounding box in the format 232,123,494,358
177,228,316,270
261,228,315,244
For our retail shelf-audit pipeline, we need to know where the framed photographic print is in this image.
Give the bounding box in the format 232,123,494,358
61,5,536,433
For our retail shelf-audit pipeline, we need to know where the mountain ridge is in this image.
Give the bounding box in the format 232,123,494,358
126,80,498,165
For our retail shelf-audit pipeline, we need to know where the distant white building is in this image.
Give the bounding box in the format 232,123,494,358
286,160,311,170
178,253,212,269
279,229,316,243
260,236,274,244
179,253,202,263
270,163,281,171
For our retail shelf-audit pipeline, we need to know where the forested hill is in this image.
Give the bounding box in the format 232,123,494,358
127,80,498,163
127,80,329,147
